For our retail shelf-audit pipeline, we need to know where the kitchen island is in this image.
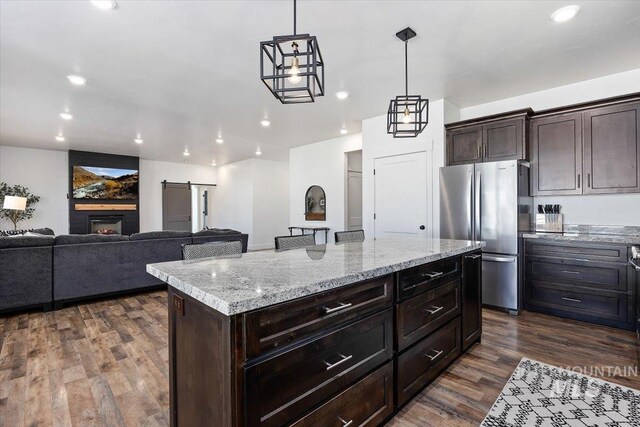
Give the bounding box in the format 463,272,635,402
147,237,484,427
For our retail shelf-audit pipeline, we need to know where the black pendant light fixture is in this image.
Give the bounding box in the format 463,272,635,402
260,0,325,104
387,27,429,138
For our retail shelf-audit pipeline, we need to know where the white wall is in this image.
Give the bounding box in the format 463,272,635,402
0,145,219,233
0,145,68,234
212,158,289,250
362,99,450,240
289,134,362,243
458,69,640,120
458,68,640,227
252,159,290,249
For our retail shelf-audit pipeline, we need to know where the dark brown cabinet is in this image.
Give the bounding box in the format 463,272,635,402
524,239,635,331
461,252,482,350
530,112,583,196
584,102,640,194
530,95,640,196
447,125,483,165
445,110,531,166
483,118,526,162
168,252,482,427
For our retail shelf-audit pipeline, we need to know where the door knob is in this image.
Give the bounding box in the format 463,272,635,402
419,225,426,230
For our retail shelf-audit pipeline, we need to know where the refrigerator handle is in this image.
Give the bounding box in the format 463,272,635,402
474,170,481,242
469,171,474,241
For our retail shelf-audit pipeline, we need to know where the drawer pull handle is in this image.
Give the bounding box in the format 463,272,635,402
562,297,582,303
465,254,482,259
423,305,444,315
562,270,581,275
421,271,444,279
425,349,443,361
324,354,353,371
324,302,353,314
338,418,353,427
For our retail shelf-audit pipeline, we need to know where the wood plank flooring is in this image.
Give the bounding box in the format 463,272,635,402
1,291,638,427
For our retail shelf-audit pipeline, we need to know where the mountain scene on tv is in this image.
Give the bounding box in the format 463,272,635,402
73,166,139,199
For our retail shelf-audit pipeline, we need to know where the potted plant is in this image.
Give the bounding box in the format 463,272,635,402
0,182,40,230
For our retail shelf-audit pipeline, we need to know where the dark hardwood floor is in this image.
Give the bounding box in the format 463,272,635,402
1,291,638,426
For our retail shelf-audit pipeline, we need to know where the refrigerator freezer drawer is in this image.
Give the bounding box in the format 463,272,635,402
482,254,518,311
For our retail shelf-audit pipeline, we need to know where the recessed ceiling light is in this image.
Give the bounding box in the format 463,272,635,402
134,138,143,144
260,119,271,127
90,0,118,10
183,150,190,157
550,5,580,22
211,161,217,166
340,128,348,135
336,91,349,100
255,148,262,156
67,75,87,86
55,135,65,142
215,138,224,144
59,112,73,120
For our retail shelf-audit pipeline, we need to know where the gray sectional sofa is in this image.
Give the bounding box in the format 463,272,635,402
0,229,248,313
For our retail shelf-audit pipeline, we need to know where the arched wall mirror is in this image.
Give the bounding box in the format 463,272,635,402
305,185,326,221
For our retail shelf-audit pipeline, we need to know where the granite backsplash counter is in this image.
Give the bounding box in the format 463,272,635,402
147,237,484,316
523,225,640,245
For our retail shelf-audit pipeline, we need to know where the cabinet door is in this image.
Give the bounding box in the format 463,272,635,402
482,118,525,162
461,252,482,351
447,126,482,165
531,113,583,196
584,102,640,194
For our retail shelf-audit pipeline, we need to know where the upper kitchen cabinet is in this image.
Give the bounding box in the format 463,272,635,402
446,125,482,165
445,109,532,166
583,102,640,194
530,113,583,196
530,94,640,196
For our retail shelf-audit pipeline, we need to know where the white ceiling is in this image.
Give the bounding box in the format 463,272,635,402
1,1,639,166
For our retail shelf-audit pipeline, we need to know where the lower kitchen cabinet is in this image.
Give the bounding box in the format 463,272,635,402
524,239,636,331
167,251,482,427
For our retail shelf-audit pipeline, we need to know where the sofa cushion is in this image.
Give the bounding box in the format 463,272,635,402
192,228,241,237
130,231,192,241
54,234,130,245
0,235,54,249
32,228,55,236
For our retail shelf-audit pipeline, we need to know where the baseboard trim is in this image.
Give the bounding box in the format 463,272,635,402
248,243,274,251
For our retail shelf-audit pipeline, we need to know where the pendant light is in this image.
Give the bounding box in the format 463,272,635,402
387,27,429,138
260,0,325,104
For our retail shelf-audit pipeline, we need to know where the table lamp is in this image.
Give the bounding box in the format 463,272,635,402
2,195,28,230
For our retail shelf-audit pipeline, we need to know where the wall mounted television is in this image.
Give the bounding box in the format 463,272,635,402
72,166,139,200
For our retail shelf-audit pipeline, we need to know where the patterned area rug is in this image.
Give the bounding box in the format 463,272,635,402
482,358,640,426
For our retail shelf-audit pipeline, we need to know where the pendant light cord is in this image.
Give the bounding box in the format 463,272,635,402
404,40,408,97
293,0,297,35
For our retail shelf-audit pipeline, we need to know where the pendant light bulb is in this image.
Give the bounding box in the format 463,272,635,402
402,107,411,124
288,42,302,84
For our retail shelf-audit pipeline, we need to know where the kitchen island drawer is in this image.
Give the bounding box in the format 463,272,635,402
526,280,631,325
526,256,628,293
397,317,461,406
291,361,394,427
397,256,461,301
245,310,393,427
243,275,392,359
526,240,628,263
397,280,461,351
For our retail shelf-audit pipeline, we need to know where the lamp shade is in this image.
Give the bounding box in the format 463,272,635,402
2,195,27,211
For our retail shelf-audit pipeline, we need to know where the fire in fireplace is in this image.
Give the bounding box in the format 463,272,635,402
89,216,123,235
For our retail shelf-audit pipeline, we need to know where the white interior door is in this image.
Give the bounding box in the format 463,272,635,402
374,152,427,238
347,171,363,230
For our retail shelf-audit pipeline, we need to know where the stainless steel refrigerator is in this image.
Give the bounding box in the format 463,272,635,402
440,160,532,312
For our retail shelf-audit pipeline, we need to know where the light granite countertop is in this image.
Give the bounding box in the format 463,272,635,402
147,237,484,316
522,232,640,245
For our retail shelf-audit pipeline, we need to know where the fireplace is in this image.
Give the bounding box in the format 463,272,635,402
89,216,124,235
